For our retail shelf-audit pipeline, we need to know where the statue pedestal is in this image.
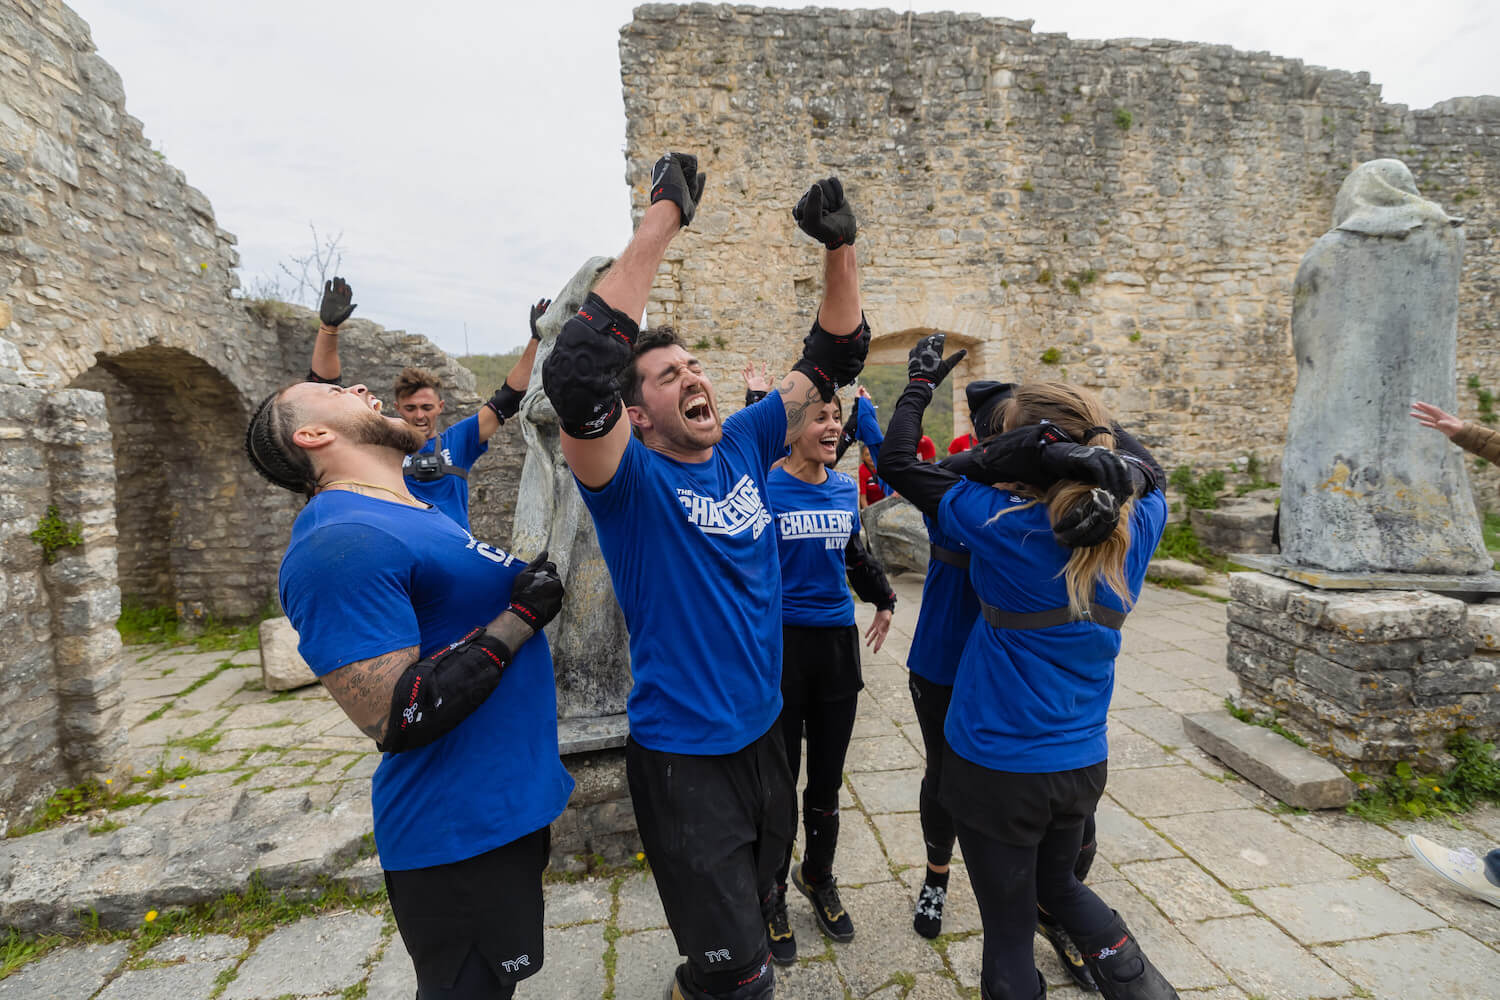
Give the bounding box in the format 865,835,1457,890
1233,553,1500,595
549,714,639,873
1225,572,1500,773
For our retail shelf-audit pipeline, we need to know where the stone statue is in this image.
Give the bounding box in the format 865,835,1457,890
510,256,634,719
1279,159,1489,574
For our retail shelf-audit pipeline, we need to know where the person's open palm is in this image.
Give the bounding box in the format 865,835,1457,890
1410,401,1464,439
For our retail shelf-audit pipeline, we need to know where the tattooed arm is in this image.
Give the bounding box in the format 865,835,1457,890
319,610,540,744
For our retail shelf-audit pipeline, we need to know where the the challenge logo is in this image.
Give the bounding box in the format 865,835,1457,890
777,509,856,550
677,475,773,540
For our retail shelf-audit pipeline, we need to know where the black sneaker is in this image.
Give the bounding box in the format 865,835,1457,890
913,881,946,939
767,885,797,965
1037,910,1099,992
792,863,855,942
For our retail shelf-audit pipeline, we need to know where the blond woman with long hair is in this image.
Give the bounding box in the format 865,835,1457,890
878,335,1174,1000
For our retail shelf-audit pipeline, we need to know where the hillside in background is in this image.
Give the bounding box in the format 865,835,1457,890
457,351,524,394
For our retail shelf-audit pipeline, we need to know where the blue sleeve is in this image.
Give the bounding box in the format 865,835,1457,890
444,413,489,469
856,396,885,461
723,391,789,470
279,523,421,675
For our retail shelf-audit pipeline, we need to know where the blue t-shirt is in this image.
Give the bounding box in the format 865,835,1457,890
402,413,488,527
579,396,787,755
278,491,574,871
767,467,859,628
906,515,981,686
937,482,1168,773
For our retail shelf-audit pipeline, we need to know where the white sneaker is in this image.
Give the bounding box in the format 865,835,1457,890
1405,834,1500,909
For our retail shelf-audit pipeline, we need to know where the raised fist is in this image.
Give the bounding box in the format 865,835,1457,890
793,176,857,250
650,153,707,228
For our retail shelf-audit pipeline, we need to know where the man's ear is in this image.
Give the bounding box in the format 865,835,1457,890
625,404,652,433
292,423,336,451
434,399,446,415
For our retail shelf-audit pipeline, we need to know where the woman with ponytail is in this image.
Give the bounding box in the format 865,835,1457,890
878,334,1174,1000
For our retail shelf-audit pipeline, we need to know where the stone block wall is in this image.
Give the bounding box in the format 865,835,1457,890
1227,572,1500,771
620,6,1500,499
548,749,640,871
0,375,124,829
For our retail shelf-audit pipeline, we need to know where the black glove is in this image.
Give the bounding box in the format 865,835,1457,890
506,550,564,631
650,153,707,228
907,333,967,388
319,277,355,328
793,177,857,250
1052,487,1122,548
486,383,524,423
529,298,552,341
970,423,1076,487
793,315,871,402
1040,443,1133,502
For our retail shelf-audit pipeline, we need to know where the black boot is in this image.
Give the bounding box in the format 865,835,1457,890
1074,911,1179,1000
665,960,775,1000
1037,908,1098,992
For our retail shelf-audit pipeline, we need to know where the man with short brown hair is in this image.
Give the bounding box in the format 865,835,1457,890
308,277,549,527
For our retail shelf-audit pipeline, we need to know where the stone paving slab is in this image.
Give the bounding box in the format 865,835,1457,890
222,912,384,999
0,941,129,999
1180,915,1351,999
96,958,236,1000
1248,876,1448,944
1152,808,1360,888
1315,927,1500,1000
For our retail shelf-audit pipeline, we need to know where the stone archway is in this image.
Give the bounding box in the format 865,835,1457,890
866,326,985,439
70,346,292,623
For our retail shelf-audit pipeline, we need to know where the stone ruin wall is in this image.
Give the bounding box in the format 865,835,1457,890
621,4,1500,499
0,0,520,824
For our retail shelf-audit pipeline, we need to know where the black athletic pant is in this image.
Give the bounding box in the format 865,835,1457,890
943,752,1115,1000
775,693,859,885
383,827,550,1000
627,728,793,997
776,624,863,886
908,671,956,868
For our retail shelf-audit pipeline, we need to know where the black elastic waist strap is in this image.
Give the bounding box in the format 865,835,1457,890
979,599,1126,631
929,543,970,569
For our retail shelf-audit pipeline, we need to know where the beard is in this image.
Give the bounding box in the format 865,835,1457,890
343,409,427,454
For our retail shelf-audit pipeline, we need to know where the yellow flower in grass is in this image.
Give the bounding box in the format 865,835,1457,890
144,910,158,923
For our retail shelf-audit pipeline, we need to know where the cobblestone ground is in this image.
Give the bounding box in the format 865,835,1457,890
6,581,1500,999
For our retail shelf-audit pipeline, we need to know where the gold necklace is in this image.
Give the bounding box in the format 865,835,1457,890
323,480,422,506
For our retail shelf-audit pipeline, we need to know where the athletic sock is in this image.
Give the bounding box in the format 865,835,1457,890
914,868,949,939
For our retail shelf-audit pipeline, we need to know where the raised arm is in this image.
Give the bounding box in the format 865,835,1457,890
543,153,705,489
777,177,870,446
308,277,356,383
477,299,550,440
319,552,563,750
877,334,968,519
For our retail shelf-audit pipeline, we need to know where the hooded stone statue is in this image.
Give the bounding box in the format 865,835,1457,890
511,256,634,719
1279,159,1489,574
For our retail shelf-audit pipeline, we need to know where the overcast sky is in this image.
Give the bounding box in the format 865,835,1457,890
76,0,1497,356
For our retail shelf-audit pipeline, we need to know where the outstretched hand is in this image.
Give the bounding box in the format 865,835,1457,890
742,362,773,394
529,299,552,341
320,277,355,329
907,333,967,388
650,152,707,228
1410,401,1463,439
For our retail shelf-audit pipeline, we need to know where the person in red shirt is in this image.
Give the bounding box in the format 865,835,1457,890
917,435,936,461
858,445,886,508
949,431,976,454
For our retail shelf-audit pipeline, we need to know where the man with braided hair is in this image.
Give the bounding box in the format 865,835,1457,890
306,276,549,528
245,380,573,999
541,153,869,1000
